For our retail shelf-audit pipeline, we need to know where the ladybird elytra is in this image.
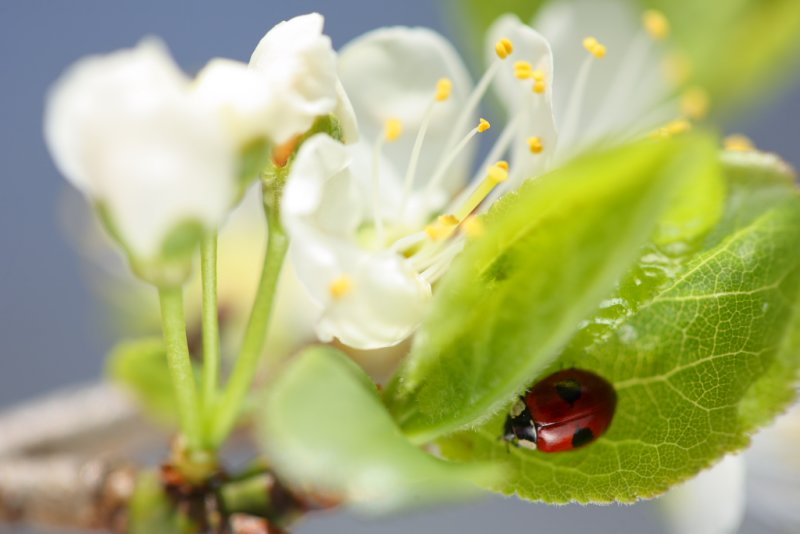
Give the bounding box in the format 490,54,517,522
502,368,617,453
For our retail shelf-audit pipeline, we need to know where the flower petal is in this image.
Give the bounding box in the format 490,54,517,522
486,14,558,185
660,455,746,534
249,13,339,143
44,39,188,194
193,58,279,146
339,26,475,198
45,40,237,259
534,0,677,150
282,134,431,349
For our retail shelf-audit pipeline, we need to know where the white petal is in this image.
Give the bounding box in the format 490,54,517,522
486,15,558,184
533,0,676,149
193,58,278,146
282,134,431,349
339,26,475,198
317,252,431,349
45,40,237,259
249,13,339,143
660,455,746,534
44,39,188,195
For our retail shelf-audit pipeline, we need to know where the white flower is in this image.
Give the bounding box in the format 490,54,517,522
661,401,800,534
282,0,681,349
46,14,349,284
45,40,238,271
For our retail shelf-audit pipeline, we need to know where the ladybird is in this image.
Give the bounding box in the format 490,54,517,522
503,368,617,453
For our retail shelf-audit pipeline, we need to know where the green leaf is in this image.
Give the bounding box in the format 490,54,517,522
439,152,800,503
258,346,501,511
385,136,721,443
107,337,180,426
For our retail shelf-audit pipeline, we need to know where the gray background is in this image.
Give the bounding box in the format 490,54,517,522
0,1,797,533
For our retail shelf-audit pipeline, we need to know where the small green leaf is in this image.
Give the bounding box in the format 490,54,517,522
385,136,721,444
439,153,800,503
107,337,180,425
258,346,500,511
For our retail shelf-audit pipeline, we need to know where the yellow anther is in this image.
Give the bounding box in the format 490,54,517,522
495,38,514,59
487,163,509,184
329,275,353,299
666,119,691,135
513,61,534,79
653,119,692,138
438,214,459,226
532,70,545,82
425,221,453,241
477,118,491,133
528,136,544,154
533,80,546,94
643,10,670,40
436,78,453,102
583,36,606,59
384,118,403,141
724,134,755,152
681,87,710,120
496,160,509,171
462,216,485,239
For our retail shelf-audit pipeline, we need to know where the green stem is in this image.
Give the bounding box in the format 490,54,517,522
158,286,204,452
200,232,220,422
211,202,289,446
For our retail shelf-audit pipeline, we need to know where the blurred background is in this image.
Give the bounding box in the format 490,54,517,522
0,1,797,533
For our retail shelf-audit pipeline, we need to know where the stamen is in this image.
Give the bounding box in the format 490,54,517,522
425,214,459,241
400,80,451,216
454,162,509,221
373,118,403,244
384,118,403,141
643,10,670,40
436,78,453,102
558,40,600,149
652,119,692,138
724,134,755,152
527,136,544,154
681,87,710,120
444,60,503,153
582,36,607,59
495,38,514,59
426,119,491,194
462,216,485,238
514,61,534,80
329,275,353,299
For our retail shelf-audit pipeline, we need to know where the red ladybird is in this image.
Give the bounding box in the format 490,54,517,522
503,368,617,453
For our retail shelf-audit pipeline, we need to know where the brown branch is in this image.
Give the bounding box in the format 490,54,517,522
0,456,135,531
0,382,161,458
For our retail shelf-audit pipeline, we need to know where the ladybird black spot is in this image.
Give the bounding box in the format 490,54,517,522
555,378,582,405
571,427,594,448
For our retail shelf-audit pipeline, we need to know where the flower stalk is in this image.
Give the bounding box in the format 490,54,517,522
200,231,221,423
210,183,289,447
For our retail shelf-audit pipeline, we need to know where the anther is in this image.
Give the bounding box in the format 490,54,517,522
496,160,509,171
514,61,534,80
681,87,710,120
487,163,509,184
653,119,692,138
643,10,670,40
462,216,485,238
425,215,458,241
384,118,403,141
528,136,544,154
329,276,353,299
583,36,607,59
724,134,755,152
436,78,453,102
495,38,514,59
533,80,546,94
478,118,491,133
